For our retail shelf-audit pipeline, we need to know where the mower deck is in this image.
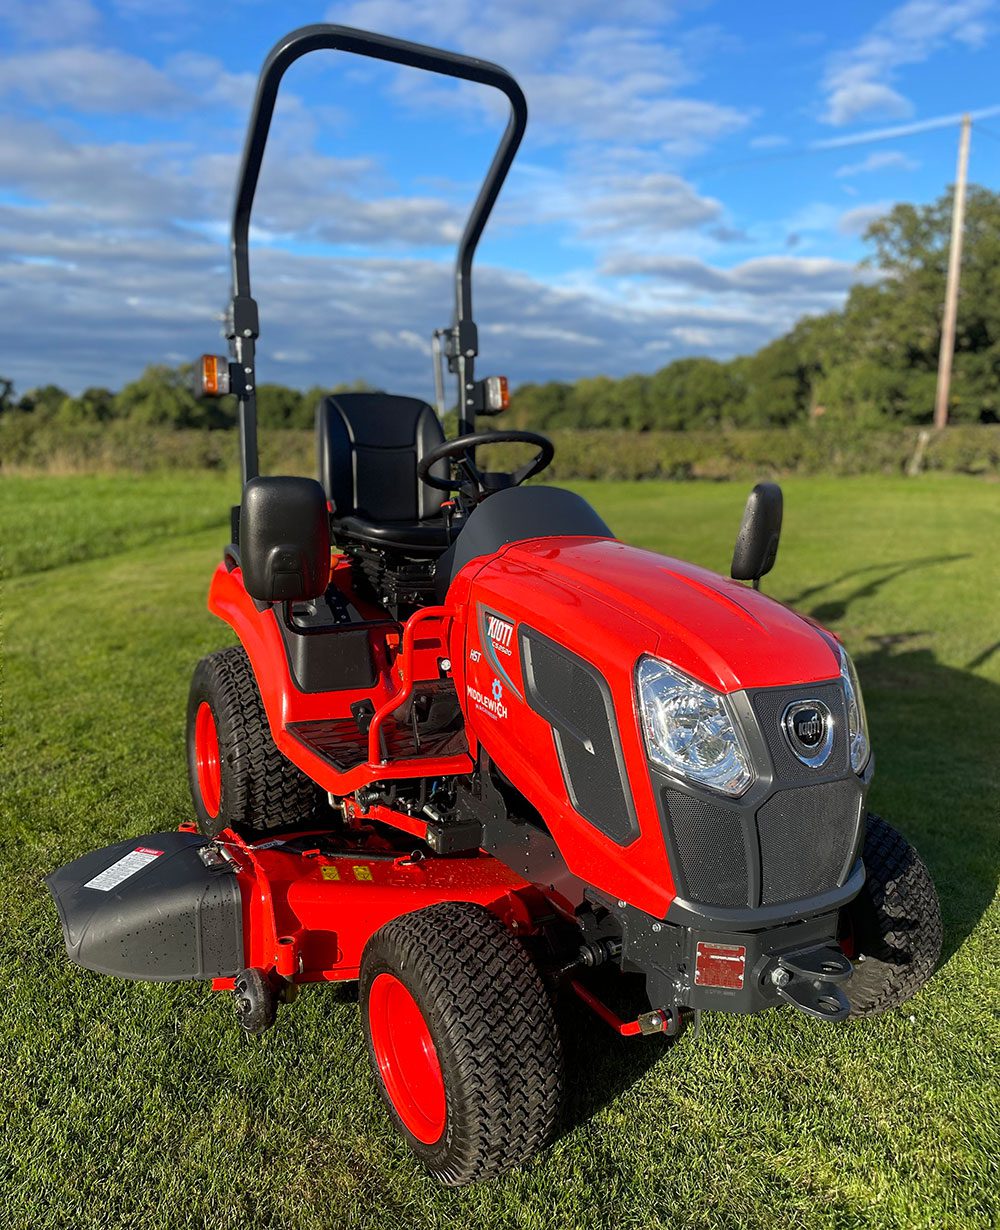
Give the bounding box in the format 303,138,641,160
46,824,536,988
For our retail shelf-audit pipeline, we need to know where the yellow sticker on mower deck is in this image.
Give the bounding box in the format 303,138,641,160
352,865,373,882
320,865,340,881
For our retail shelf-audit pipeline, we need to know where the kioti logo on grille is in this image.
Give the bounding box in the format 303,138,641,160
795,712,824,744
486,614,514,657
781,698,834,766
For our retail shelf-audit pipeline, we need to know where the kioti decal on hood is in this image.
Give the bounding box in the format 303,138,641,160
486,613,514,657
476,604,522,699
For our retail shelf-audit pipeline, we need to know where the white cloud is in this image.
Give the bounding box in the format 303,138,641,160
601,252,862,301
838,202,894,236
0,206,781,395
828,82,912,127
165,52,259,113
0,44,281,119
0,169,819,397
577,174,722,237
0,0,100,43
822,0,992,125
0,118,197,222
0,46,186,113
0,109,469,257
835,149,919,177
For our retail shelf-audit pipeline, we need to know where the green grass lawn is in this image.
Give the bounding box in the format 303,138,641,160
1,473,998,1230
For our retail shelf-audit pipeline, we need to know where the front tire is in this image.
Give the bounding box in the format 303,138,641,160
843,813,942,1017
186,646,323,837
360,902,562,1185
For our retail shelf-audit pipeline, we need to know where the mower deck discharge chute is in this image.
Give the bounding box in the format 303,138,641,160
46,24,943,1186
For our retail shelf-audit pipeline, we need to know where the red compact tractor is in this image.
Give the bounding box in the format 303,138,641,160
48,26,942,1185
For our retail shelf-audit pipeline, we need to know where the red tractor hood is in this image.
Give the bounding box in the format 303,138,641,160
500,537,840,693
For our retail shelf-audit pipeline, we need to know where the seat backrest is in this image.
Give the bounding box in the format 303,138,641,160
316,392,446,521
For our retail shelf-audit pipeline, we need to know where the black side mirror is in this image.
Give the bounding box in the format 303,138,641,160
731,482,783,589
240,476,330,603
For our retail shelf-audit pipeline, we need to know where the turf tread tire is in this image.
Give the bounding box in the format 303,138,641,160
360,902,562,1186
187,646,322,837
845,812,942,1018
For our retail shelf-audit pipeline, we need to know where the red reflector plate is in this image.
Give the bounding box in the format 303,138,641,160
695,941,747,989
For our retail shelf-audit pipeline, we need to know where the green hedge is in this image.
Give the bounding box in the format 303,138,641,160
3,417,999,480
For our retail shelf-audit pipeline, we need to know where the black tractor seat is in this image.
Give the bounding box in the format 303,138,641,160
316,391,450,554
315,394,613,608
334,514,452,553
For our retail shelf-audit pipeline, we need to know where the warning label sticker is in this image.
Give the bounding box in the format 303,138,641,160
352,865,373,882
83,846,164,893
320,865,340,881
694,941,747,990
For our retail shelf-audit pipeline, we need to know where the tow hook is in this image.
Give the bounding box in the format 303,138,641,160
769,944,852,1022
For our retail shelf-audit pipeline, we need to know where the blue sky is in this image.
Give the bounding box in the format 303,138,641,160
1,0,998,400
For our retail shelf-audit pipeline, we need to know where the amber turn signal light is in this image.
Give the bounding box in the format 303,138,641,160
196,354,231,398
483,375,509,412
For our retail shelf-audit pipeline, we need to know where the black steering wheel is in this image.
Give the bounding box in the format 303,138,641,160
417,430,555,493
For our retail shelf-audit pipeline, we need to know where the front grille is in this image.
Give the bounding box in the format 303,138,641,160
655,679,866,914
757,781,863,905
662,789,749,907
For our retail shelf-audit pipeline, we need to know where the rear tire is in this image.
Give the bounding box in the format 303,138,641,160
843,813,942,1017
360,902,562,1186
186,646,323,837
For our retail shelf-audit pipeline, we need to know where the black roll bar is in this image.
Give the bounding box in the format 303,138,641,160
226,24,528,485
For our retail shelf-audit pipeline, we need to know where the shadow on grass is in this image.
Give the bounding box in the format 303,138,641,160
556,981,672,1141
851,634,999,966
794,557,998,969
785,554,969,625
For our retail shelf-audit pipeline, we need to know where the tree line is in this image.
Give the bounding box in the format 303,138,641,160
0,370,372,431
3,186,998,433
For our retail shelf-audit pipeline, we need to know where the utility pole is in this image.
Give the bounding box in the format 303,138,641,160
933,113,972,430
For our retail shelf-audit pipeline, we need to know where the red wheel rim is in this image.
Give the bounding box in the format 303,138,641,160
194,701,221,818
368,972,446,1144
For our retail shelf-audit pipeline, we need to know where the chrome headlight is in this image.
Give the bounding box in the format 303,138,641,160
839,645,870,773
636,656,753,796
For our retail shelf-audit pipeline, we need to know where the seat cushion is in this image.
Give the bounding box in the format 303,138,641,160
335,514,453,554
